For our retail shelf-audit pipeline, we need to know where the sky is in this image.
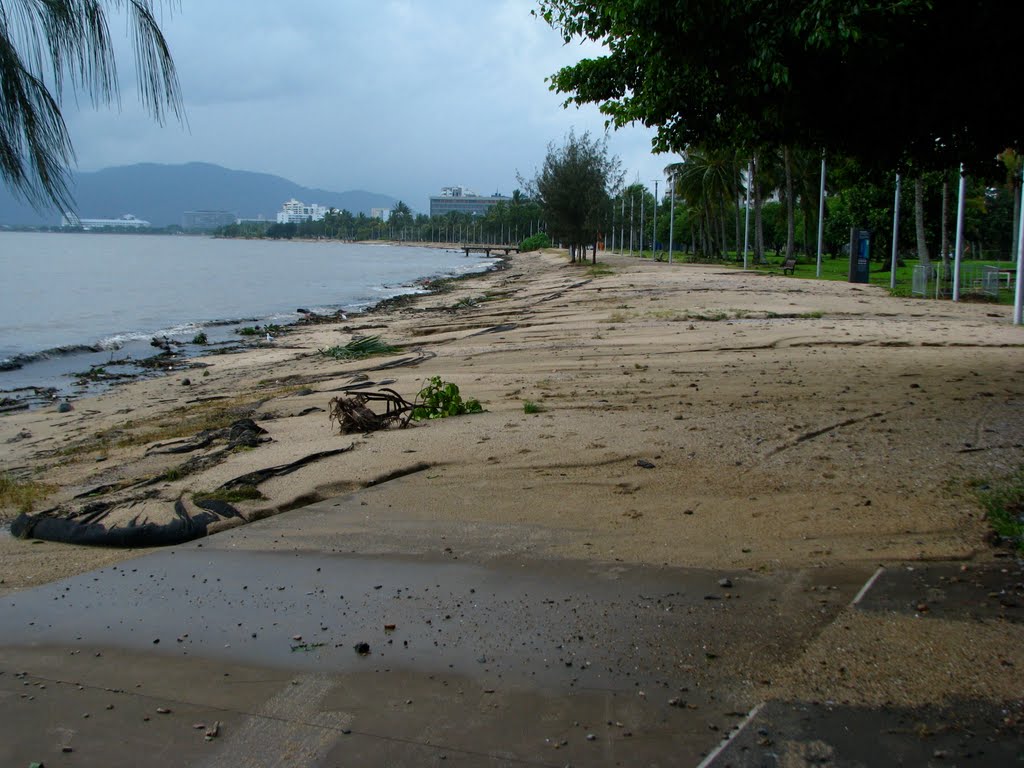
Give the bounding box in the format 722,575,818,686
62,0,675,214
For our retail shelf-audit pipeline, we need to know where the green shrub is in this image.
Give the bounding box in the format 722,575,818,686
318,335,400,360
411,377,483,420
522,400,542,414
975,469,1024,553
192,331,208,345
520,232,551,252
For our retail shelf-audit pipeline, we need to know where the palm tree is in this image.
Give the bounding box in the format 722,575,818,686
668,146,742,260
0,0,183,211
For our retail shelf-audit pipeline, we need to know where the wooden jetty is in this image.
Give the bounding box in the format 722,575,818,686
461,245,520,257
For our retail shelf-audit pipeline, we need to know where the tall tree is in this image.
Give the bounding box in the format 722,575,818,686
538,1,1021,175
526,131,623,264
0,0,183,211
782,146,795,260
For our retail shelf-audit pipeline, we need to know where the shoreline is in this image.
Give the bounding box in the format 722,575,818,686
0,242,506,410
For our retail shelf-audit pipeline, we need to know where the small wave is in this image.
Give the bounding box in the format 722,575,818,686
373,283,429,297
201,317,263,329
0,343,104,371
100,322,209,349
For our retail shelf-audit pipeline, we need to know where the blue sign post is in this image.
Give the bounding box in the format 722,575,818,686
848,228,870,283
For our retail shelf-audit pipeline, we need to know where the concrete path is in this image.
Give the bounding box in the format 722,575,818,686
2,482,1020,766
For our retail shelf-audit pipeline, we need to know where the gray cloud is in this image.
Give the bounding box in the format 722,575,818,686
62,0,672,212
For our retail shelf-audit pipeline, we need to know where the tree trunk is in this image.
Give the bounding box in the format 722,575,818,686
720,207,728,260
914,176,931,266
1013,181,1021,260
783,146,795,260
733,169,741,264
940,177,950,270
708,207,718,258
753,154,765,263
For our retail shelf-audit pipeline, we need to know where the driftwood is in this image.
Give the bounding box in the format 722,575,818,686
218,446,353,489
329,388,415,434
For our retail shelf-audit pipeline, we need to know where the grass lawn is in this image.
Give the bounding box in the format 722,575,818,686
624,248,1018,305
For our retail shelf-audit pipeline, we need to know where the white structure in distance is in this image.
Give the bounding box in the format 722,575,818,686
276,199,329,224
61,212,151,230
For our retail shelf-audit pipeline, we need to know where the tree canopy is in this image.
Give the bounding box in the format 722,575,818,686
538,1,1021,175
0,0,183,210
526,130,622,262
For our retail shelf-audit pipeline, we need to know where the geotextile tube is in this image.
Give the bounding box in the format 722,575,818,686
10,499,220,548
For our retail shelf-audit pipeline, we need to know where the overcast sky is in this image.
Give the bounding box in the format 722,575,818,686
61,0,673,214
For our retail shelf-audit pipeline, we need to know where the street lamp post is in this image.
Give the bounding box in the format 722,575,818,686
816,152,826,277
652,179,659,257
953,164,966,302
620,195,625,255
668,172,676,264
891,173,901,291
743,159,752,270
629,193,635,256
640,191,645,255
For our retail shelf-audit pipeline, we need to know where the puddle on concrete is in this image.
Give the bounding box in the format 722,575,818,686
0,549,855,699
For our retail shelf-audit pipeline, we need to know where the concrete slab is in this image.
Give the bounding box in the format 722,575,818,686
703,699,1024,767
0,543,866,767
855,561,1024,624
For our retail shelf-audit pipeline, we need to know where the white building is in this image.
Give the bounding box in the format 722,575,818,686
62,213,152,230
429,186,509,218
370,207,391,221
276,199,329,224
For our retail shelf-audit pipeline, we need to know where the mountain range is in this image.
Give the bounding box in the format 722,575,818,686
0,162,398,227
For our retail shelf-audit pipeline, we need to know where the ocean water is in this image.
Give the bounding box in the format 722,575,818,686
0,232,497,399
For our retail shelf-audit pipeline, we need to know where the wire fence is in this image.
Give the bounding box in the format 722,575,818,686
912,262,1015,300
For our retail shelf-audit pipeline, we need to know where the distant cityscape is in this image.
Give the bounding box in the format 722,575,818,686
52,186,513,232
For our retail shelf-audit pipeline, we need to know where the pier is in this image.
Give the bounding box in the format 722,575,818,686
461,244,520,257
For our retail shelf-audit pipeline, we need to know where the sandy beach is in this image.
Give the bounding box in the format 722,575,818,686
1,249,1022,764
4,249,1021,576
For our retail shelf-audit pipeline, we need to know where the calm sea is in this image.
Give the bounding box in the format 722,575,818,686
0,232,497,400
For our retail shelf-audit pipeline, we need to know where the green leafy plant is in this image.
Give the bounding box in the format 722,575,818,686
451,296,482,310
520,232,551,251
522,400,543,414
411,377,483,420
974,470,1024,553
318,335,400,360
192,331,208,345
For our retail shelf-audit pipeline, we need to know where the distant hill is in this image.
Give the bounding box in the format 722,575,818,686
0,162,398,227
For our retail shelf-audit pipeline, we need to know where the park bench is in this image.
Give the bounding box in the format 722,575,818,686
781,257,797,275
